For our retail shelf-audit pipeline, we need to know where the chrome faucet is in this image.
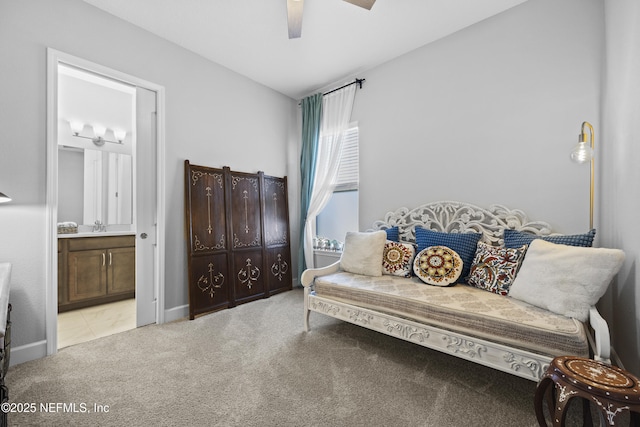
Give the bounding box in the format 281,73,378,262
93,220,106,232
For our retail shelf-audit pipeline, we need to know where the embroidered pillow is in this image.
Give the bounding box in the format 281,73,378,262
413,246,463,286
509,239,625,321
382,241,416,277
503,228,596,249
467,242,527,295
340,231,387,277
414,227,481,283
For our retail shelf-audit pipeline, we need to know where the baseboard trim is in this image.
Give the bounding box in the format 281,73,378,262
164,304,188,323
9,340,47,367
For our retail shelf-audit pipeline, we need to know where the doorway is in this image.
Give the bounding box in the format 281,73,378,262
46,49,166,354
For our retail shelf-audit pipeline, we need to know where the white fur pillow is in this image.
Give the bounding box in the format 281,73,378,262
340,231,387,277
509,239,625,322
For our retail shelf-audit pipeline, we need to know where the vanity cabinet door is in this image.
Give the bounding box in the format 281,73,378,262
107,246,136,295
67,249,108,302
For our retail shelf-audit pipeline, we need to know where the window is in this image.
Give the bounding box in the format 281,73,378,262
316,124,359,248
333,126,359,192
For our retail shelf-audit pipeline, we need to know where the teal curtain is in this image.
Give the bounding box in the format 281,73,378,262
298,93,323,280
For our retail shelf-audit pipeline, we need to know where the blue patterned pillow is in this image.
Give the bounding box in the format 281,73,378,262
385,226,399,242
503,228,596,249
415,227,482,283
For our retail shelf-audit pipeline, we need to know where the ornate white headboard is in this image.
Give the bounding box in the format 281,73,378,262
371,201,554,246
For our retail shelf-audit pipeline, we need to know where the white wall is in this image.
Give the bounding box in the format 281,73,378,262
352,0,603,235
601,0,640,375
0,0,298,361
352,0,640,375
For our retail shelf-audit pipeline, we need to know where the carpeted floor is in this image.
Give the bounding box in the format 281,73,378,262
7,288,563,426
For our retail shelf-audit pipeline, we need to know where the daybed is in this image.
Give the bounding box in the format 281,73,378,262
301,202,624,381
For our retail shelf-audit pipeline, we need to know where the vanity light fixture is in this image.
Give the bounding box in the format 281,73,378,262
0,192,11,204
570,121,595,229
69,121,126,146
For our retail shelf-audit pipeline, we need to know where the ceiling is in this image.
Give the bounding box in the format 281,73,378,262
82,0,528,100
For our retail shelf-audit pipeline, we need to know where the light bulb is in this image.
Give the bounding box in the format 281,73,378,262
570,142,593,164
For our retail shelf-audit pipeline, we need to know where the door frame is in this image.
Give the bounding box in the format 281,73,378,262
45,48,166,355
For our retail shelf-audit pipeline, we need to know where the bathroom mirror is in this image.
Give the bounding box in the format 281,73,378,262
58,146,133,227
56,62,136,230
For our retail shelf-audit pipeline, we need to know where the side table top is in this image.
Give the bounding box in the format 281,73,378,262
552,356,640,399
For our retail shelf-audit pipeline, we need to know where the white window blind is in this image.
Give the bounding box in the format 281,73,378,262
334,125,359,192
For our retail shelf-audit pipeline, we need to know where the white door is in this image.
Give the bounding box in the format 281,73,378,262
135,87,158,326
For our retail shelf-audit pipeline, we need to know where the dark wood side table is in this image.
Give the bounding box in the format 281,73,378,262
534,356,640,426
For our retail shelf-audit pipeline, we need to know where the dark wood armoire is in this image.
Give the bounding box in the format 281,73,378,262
184,161,292,319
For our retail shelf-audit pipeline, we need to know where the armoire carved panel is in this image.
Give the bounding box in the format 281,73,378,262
184,161,292,319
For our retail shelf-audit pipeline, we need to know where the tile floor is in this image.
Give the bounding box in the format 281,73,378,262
57,298,136,349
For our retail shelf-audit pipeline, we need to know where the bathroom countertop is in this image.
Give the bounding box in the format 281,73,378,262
58,231,136,238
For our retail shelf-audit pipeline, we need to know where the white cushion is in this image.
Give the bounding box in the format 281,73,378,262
340,231,387,277
509,239,625,321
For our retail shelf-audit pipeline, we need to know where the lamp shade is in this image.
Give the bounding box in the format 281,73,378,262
92,125,107,138
69,121,84,135
0,192,11,204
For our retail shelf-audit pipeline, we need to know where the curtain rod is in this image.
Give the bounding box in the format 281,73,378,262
298,78,365,105
323,78,365,96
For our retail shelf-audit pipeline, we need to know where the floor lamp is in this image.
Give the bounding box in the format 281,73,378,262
570,121,595,230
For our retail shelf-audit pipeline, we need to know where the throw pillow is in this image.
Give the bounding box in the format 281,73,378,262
382,241,416,278
415,227,482,283
413,246,463,286
467,242,528,295
509,239,625,322
340,231,387,277
384,226,399,242
503,228,596,249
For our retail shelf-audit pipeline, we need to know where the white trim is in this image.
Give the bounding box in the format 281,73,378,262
45,50,59,357
9,340,48,367
164,305,189,323
46,48,166,356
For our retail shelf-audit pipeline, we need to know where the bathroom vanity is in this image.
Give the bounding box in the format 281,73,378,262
58,234,135,312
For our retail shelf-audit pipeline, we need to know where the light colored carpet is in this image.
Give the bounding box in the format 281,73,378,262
7,288,553,426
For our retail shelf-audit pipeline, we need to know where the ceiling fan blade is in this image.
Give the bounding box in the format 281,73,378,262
343,0,376,10
286,0,304,39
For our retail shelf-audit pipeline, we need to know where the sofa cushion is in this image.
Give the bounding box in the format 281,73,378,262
503,228,596,248
509,239,625,321
414,227,481,283
340,231,387,277
467,242,527,296
313,271,589,358
382,241,415,278
413,246,463,286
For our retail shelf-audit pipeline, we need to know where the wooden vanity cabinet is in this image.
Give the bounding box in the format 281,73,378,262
58,235,135,312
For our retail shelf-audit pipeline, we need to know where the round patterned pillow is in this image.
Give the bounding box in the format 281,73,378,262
413,246,463,286
382,241,416,277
